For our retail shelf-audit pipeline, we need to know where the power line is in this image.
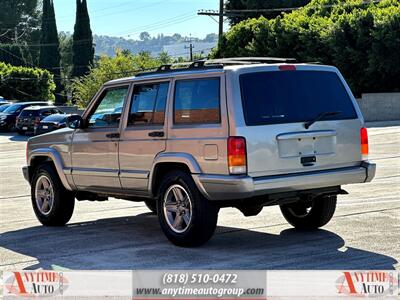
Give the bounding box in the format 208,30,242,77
116,12,197,36
198,0,384,18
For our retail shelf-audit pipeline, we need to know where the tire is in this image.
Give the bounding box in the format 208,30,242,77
144,198,157,214
31,163,75,226
7,122,15,132
17,130,25,135
280,195,337,229
157,170,219,247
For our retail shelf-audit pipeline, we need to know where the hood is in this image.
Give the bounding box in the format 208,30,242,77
28,127,74,146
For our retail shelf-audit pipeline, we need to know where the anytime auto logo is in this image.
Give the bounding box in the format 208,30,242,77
336,271,398,297
4,271,69,297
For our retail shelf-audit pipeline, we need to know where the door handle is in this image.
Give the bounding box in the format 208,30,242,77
148,131,165,138
106,132,120,139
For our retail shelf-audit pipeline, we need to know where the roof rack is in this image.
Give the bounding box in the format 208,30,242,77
135,57,296,77
209,57,296,64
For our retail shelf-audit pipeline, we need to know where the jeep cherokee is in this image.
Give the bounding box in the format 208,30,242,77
22,58,376,247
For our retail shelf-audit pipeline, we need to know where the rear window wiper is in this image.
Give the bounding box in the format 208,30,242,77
304,111,341,129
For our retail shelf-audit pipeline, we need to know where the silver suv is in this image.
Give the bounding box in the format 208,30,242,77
23,58,376,247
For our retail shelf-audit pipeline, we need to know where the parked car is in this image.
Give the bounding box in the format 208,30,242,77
16,106,64,135
0,102,50,131
0,102,11,107
0,104,11,112
22,58,376,247
34,113,71,135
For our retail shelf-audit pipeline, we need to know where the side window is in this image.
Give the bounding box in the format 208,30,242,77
88,86,129,128
174,78,220,124
41,109,52,117
128,82,169,126
52,108,63,114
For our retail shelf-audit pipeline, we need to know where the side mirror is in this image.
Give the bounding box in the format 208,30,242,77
66,114,84,129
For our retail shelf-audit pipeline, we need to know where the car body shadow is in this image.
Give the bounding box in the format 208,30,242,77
0,132,30,142
0,213,397,270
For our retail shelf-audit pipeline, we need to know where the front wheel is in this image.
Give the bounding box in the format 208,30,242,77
31,164,75,226
157,171,219,247
280,195,337,229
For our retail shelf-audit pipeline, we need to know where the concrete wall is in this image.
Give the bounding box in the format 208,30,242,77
356,93,400,122
57,106,85,116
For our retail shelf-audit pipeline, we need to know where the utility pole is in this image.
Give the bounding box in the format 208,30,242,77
198,0,225,39
184,35,194,61
219,0,224,38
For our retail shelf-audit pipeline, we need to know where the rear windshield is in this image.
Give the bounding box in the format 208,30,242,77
19,110,40,117
240,71,357,126
42,114,67,122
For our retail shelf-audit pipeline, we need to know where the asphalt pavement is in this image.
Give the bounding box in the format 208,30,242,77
0,123,399,270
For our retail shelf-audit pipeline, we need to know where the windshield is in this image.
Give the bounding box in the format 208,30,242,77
3,104,23,114
42,114,67,122
0,105,10,112
240,70,357,126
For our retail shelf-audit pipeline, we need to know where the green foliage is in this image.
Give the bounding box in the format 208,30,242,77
0,0,41,66
39,0,63,104
59,33,73,78
72,0,94,78
70,51,172,108
0,62,56,101
214,0,400,94
226,0,312,25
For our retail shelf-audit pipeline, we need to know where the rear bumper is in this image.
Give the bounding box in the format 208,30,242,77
193,162,376,201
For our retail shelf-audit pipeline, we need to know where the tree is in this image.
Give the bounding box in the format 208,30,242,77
0,62,55,101
59,32,73,78
71,0,94,78
0,0,41,66
225,0,311,25
39,0,63,103
139,32,151,41
70,51,170,107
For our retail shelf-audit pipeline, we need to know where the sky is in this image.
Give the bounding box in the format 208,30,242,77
53,0,220,39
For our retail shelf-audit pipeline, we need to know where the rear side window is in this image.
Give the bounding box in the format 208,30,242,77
128,82,169,126
240,71,357,126
174,78,220,124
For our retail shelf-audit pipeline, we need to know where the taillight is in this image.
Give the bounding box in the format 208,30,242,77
360,127,369,160
279,64,296,71
228,137,247,175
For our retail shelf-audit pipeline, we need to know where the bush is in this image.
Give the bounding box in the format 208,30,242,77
0,62,56,101
70,51,172,108
213,0,400,95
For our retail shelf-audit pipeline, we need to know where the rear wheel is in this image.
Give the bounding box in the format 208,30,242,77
157,170,219,247
280,195,337,229
31,163,75,226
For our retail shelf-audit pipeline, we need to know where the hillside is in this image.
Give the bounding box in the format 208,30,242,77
93,33,218,57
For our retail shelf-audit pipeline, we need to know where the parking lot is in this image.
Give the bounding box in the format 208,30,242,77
0,123,399,271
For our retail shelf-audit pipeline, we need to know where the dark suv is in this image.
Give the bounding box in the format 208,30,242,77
0,102,50,131
16,106,64,135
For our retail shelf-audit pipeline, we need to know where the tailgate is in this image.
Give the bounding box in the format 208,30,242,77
238,68,363,177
